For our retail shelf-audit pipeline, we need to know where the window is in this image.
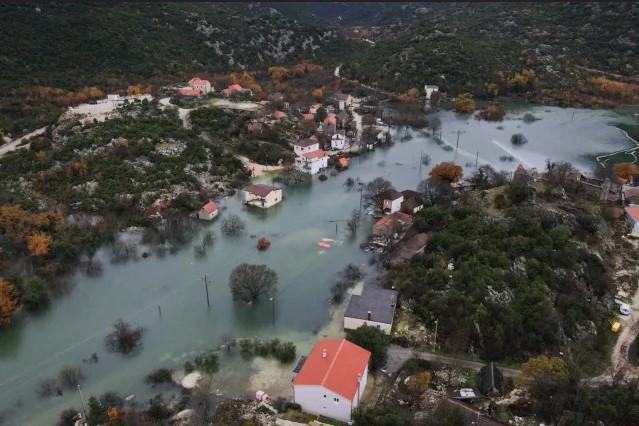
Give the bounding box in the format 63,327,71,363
333,397,339,403
323,394,326,398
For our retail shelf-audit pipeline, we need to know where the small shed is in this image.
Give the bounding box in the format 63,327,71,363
344,287,398,334
198,201,218,220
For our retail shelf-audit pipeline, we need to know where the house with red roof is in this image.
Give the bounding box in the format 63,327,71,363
177,87,201,97
309,103,322,114
188,77,212,94
197,201,218,220
293,338,370,422
372,211,413,238
296,149,328,175
222,84,252,98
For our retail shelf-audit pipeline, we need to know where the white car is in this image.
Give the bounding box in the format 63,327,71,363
620,303,631,316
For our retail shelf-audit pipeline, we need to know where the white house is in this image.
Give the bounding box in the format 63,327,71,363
309,103,322,114
197,201,218,220
107,94,124,105
293,339,370,422
330,133,346,151
344,287,398,335
293,138,320,157
296,150,328,175
424,84,439,100
334,93,353,111
379,189,404,214
243,184,283,208
625,205,639,234
188,77,212,94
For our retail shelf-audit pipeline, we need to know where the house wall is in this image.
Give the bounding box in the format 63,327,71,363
244,189,282,208
294,143,319,156
295,156,327,175
293,372,367,422
331,136,345,150
197,209,218,220
344,317,392,334
383,197,403,213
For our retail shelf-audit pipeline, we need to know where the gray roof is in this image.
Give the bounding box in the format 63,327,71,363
345,287,398,324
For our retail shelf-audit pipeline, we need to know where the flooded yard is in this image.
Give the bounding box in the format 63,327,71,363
0,105,636,425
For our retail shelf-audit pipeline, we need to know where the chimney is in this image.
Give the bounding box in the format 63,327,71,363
367,311,372,321
321,349,327,358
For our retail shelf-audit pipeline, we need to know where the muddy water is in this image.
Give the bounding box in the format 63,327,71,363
0,106,635,425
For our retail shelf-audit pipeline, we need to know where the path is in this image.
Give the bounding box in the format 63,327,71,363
386,345,521,378
238,156,285,177
0,126,47,158
159,97,192,129
588,286,639,386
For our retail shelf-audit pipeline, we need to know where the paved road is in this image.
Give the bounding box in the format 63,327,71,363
386,345,521,378
0,126,47,158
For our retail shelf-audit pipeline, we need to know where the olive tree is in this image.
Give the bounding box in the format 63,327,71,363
229,263,278,303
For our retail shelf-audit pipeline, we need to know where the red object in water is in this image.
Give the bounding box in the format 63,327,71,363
257,237,271,250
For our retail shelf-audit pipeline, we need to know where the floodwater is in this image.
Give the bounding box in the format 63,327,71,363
0,106,636,425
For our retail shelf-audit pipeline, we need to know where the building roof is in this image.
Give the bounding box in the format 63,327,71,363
624,187,639,200
336,111,349,122
293,339,371,400
391,233,428,264
334,93,352,101
379,189,403,201
304,149,327,159
273,111,286,119
245,184,279,197
302,113,315,121
345,287,397,324
332,133,345,140
626,205,639,221
189,77,210,86
324,114,337,125
294,138,319,148
201,201,218,214
373,211,413,235
401,190,422,200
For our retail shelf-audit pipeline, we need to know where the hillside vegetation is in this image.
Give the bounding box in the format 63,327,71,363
340,2,639,105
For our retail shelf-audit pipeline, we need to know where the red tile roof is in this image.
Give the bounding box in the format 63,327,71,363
302,113,315,121
245,184,278,197
202,201,218,214
324,114,337,125
177,87,200,96
304,150,327,159
626,206,639,221
273,111,286,119
293,339,370,400
189,77,209,86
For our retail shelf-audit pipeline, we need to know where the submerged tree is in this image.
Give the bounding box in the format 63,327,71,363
104,319,144,354
365,177,394,210
229,263,278,303
429,162,464,185
222,214,246,236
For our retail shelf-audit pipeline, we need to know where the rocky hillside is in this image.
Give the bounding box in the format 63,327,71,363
339,2,639,100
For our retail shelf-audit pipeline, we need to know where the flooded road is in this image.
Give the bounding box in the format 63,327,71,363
0,106,635,425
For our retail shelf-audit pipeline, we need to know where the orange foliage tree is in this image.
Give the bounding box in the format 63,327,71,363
613,162,639,180
430,162,464,184
509,69,537,91
268,66,289,80
395,87,420,103
312,87,325,101
26,232,53,256
0,278,20,328
590,77,637,99
454,93,475,113
65,159,88,178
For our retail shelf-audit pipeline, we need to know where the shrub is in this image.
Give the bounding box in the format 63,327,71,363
222,214,246,236
104,319,144,354
58,366,84,389
476,104,505,121
145,368,173,385
511,133,528,145
318,174,328,181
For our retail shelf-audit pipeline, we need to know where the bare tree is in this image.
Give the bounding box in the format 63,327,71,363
429,117,442,137
229,263,278,304
58,366,84,389
365,177,394,210
104,319,144,354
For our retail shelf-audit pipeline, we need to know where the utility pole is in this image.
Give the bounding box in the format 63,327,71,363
475,151,479,168
269,297,275,325
433,319,439,351
77,384,88,424
454,130,466,150
204,274,210,308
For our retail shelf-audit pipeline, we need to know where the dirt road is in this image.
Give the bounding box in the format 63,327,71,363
386,345,521,378
0,126,47,158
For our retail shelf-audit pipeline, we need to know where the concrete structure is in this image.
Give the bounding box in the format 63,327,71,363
188,77,212,94
243,184,283,208
296,150,328,175
625,205,639,233
331,133,346,151
379,189,404,214
293,139,320,157
197,201,218,220
344,287,398,334
334,93,353,111
293,339,370,422
424,84,439,100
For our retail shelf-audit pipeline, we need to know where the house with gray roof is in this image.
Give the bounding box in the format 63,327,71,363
344,287,398,334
